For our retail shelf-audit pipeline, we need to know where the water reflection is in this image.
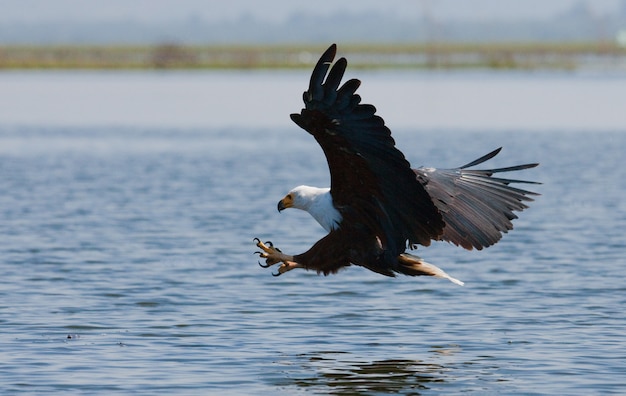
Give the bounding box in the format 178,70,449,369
288,352,448,395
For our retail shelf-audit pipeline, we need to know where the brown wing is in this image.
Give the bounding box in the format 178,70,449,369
414,148,540,250
290,44,444,261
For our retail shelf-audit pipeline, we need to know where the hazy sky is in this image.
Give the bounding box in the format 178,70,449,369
1,0,622,23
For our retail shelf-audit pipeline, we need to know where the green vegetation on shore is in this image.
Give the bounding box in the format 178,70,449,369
1,42,624,70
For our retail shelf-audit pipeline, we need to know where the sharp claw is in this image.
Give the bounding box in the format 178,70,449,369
254,238,288,274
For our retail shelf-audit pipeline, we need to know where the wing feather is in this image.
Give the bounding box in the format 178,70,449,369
415,149,540,250
276,44,540,277
336,79,361,110
307,45,336,102
290,44,444,261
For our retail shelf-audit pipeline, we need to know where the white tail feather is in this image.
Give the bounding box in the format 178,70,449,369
398,253,465,286
419,260,465,286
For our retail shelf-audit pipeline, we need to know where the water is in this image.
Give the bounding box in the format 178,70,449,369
1,70,625,395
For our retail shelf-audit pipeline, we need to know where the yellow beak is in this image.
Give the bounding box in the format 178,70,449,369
277,194,293,212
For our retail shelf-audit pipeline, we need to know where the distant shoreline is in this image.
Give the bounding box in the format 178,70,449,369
1,42,625,70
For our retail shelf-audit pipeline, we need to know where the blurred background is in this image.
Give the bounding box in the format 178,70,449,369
1,0,626,69
2,0,626,130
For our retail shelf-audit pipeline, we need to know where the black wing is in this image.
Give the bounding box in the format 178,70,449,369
290,44,444,256
414,148,540,250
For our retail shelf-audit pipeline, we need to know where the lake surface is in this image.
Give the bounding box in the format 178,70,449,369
0,70,625,394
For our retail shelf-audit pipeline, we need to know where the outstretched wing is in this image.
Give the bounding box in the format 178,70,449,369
414,148,540,250
290,44,443,255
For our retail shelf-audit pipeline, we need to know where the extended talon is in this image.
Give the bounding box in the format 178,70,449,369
255,238,277,255
254,238,269,251
254,238,273,248
254,237,300,275
254,237,282,268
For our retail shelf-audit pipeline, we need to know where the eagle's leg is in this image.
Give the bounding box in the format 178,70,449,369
254,238,302,276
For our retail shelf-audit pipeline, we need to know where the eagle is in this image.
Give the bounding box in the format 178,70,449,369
255,44,539,285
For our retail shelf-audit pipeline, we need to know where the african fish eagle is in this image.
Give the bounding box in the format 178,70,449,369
255,44,539,285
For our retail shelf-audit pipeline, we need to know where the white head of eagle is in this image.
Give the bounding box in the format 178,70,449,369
277,185,342,232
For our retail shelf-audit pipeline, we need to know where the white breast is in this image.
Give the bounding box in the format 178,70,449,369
307,189,342,232
291,186,342,232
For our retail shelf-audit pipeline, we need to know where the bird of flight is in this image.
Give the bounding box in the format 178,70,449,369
255,44,539,285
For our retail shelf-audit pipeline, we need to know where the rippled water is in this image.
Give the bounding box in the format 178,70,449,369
1,72,626,395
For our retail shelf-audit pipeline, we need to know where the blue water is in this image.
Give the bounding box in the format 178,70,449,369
1,72,626,395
